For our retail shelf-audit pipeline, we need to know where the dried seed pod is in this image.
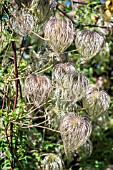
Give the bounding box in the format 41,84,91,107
60,113,92,154
43,153,64,170
52,63,76,82
10,9,34,36
24,73,52,106
75,30,105,60
52,63,76,101
30,0,55,26
96,16,113,35
52,64,89,102
70,72,90,101
44,18,74,54
56,100,78,112
77,139,93,159
83,90,110,120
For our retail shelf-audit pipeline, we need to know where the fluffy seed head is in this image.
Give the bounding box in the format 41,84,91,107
10,9,34,36
52,63,76,82
75,30,105,61
52,64,89,102
60,113,92,154
43,153,64,170
83,90,110,120
30,0,55,26
44,18,74,54
24,73,52,106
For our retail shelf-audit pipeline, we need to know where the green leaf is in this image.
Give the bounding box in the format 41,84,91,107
5,150,11,159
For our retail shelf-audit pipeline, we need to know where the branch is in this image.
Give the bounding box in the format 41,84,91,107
71,0,75,20
11,120,62,134
57,4,110,30
10,121,14,170
56,4,77,25
83,24,110,29
12,41,19,110
72,0,87,5
9,41,19,170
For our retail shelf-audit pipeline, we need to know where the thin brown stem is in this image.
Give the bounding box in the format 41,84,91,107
83,24,109,29
10,121,14,170
57,4,110,30
71,0,75,20
11,120,62,134
72,0,88,5
56,4,76,25
12,42,19,110
9,41,19,170
19,81,22,99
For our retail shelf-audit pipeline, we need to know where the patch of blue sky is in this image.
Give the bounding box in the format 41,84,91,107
65,1,71,7
2,15,7,19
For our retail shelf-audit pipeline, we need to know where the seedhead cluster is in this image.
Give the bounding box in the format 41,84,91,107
30,0,55,25
9,0,111,167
